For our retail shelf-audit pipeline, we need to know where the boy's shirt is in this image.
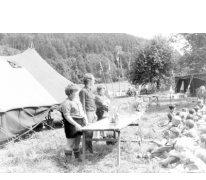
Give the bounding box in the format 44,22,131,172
183,128,199,140
151,137,177,155
167,111,175,121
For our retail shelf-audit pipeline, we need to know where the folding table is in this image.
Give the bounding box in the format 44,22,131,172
81,112,143,166
148,95,160,107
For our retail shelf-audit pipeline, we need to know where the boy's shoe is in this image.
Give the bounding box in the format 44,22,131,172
106,135,117,145
65,155,72,164
64,150,72,164
73,148,83,162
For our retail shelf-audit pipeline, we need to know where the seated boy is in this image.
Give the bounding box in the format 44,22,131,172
179,111,188,125
158,104,176,127
166,137,206,172
189,134,206,170
167,104,176,123
197,99,206,114
194,106,203,120
154,115,182,133
134,96,144,112
189,108,197,116
186,114,194,120
148,128,181,159
160,137,196,167
182,120,199,141
182,108,189,113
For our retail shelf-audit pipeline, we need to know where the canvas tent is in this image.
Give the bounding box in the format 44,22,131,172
0,48,71,144
175,73,206,96
0,48,71,103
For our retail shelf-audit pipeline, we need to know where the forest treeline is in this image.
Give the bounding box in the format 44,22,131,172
0,33,146,83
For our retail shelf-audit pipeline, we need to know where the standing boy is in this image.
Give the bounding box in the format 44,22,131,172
79,73,97,154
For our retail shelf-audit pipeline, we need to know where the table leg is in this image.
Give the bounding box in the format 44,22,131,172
117,131,121,166
82,132,86,162
113,131,116,139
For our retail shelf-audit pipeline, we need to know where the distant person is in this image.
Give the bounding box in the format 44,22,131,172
160,104,176,127
197,99,206,114
45,109,54,129
79,73,97,154
61,83,89,163
95,85,111,139
126,88,132,96
197,86,206,104
167,104,176,122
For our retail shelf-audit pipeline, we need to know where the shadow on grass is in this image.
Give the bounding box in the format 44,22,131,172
52,143,115,172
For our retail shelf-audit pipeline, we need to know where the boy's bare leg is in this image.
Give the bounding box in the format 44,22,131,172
160,156,180,167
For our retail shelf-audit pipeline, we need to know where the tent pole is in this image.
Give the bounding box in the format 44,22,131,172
192,78,194,96
187,75,193,96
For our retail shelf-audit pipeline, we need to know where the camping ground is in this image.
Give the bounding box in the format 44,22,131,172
0,93,197,173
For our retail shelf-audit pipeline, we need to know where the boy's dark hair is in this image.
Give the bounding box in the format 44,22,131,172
185,120,195,129
169,104,176,110
83,73,94,85
194,106,200,112
65,83,79,96
189,109,196,115
176,111,180,116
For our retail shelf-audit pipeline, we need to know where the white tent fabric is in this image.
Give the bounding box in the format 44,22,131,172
0,48,71,103
0,48,72,144
0,61,58,112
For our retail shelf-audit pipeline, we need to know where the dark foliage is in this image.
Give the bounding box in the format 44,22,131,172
0,33,145,83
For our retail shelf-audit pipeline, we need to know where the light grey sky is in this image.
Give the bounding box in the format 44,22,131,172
129,33,170,39
129,33,186,54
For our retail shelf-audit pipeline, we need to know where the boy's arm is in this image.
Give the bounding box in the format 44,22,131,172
95,95,104,107
79,90,86,113
153,124,171,133
152,138,167,147
78,101,89,124
62,102,81,129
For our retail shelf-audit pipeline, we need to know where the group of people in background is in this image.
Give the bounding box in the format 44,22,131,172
60,73,111,163
138,99,206,172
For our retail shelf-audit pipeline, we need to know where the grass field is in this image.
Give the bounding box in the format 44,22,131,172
0,93,198,173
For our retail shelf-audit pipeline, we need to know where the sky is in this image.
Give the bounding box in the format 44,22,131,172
128,33,170,39
0,0,201,56
129,33,186,54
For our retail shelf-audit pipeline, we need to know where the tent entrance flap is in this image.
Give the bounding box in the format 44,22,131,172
175,74,206,96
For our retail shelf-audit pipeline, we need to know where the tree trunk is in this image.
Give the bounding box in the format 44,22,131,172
157,79,160,90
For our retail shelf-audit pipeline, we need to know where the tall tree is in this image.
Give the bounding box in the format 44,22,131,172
128,36,175,89
180,33,206,73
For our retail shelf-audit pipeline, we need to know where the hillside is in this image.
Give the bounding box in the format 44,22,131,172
0,33,147,83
